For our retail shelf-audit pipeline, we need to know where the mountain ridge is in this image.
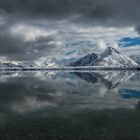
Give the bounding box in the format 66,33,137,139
70,47,138,67
0,47,139,69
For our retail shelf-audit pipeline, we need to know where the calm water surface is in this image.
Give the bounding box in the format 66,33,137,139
0,70,140,140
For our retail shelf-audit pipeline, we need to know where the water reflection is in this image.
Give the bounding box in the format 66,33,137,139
73,71,135,89
0,70,140,139
0,70,139,114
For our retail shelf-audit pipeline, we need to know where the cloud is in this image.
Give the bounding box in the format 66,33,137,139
95,39,108,52
0,0,140,27
0,27,25,55
135,26,140,34
94,39,119,53
0,20,64,60
9,23,57,42
0,19,138,60
0,1,139,60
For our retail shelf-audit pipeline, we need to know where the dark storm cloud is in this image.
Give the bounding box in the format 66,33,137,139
0,16,61,60
0,0,140,25
0,21,29,59
0,30,24,55
135,26,140,34
0,0,139,60
0,19,25,57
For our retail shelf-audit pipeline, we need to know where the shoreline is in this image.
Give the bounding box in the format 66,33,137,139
0,67,140,71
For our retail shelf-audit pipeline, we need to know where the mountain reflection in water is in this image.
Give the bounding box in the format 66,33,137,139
0,70,140,140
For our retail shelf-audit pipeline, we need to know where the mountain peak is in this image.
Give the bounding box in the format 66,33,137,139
70,47,138,67
103,47,120,55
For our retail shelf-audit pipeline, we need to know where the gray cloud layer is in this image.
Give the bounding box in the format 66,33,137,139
0,0,140,26
0,0,139,60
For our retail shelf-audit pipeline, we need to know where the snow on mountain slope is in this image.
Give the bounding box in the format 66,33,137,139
0,57,35,69
34,57,60,68
70,47,138,67
96,47,138,67
0,56,60,69
0,47,138,69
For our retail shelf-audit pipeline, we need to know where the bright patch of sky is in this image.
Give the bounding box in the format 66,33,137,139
119,37,140,47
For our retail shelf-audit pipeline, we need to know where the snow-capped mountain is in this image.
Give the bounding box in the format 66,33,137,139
70,47,138,67
34,57,61,68
0,62,35,69
0,56,61,69
0,57,35,69
0,47,138,69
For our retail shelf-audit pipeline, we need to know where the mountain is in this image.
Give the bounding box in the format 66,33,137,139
0,47,138,69
70,47,138,67
33,57,61,68
0,59,35,70
130,55,140,64
0,57,61,69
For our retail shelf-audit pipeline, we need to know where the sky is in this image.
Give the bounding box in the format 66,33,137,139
0,0,140,61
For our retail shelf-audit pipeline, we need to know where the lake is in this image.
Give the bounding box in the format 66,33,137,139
0,70,140,140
